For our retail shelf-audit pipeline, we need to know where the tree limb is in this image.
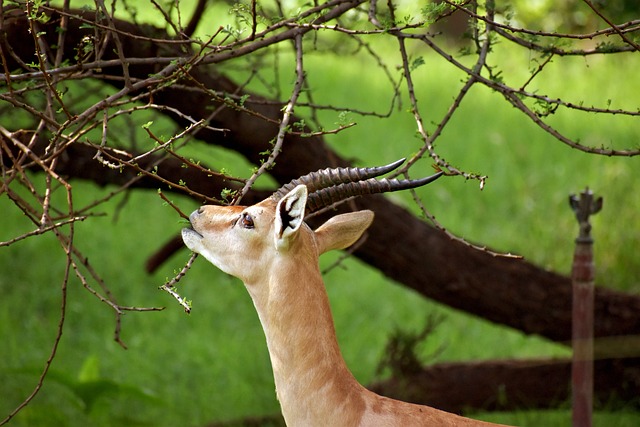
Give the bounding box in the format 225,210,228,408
3,4,640,346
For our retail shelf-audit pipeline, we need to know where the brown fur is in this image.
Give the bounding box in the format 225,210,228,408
182,186,508,426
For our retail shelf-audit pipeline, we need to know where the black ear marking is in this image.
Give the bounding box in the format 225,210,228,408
274,185,307,246
278,197,303,238
279,207,295,232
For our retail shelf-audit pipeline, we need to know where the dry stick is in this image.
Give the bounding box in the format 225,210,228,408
65,237,165,343
159,253,199,314
519,52,555,92
393,8,495,179
503,89,638,157
181,70,282,126
19,118,173,348
345,32,402,118
236,32,306,202
250,0,258,40
0,141,75,425
582,0,640,52
96,0,132,89
0,91,60,130
368,0,381,27
442,0,640,43
52,0,71,69
74,168,149,215
0,216,88,247
283,20,428,36
158,189,190,220
0,57,180,82
149,0,182,40
395,7,520,259
93,109,121,169
138,119,208,162
197,0,366,67
393,31,487,185
156,188,200,312
35,191,164,348
493,26,634,57
291,122,358,138
396,44,485,184
0,239,72,427
38,4,198,47
0,144,43,218
181,66,373,131
163,147,246,185
409,186,522,259
392,20,640,120
82,101,229,171
405,31,640,156
6,132,164,343
123,102,228,135
54,39,210,145
183,0,208,37
93,145,220,204
25,2,73,121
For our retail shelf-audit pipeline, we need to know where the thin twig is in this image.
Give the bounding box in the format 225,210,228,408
158,189,190,220
159,253,199,313
236,33,307,202
409,186,522,259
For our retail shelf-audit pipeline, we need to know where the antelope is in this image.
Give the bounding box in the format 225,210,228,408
181,160,507,426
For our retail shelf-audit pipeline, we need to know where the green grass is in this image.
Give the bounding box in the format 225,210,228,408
2,11,640,427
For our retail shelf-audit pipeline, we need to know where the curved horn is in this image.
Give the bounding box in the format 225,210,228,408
305,172,443,213
272,158,406,201
271,159,443,213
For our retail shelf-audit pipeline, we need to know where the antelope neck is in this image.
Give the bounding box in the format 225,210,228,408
245,255,367,425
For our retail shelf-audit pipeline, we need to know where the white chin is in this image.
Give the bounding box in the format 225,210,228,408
181,228,203,252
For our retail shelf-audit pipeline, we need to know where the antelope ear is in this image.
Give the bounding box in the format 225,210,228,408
274,185,307,250
315,210,374,255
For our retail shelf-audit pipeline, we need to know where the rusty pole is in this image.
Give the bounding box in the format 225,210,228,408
569,188,602,427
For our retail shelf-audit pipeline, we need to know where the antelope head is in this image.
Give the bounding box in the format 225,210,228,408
181,160,442,286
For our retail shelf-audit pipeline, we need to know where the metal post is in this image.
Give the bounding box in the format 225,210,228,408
569,188,602,427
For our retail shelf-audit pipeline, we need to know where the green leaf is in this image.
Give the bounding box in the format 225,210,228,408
410,56,425,72
77,355,100,382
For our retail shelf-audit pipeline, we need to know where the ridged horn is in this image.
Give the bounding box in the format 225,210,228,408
272,158,406,201
305,172,443,213
272,159,443,213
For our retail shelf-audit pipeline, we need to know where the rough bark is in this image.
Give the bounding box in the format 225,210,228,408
3,7,640,348
369,357,640,413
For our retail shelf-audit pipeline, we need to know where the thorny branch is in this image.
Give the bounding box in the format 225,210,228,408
236,33,307,202
1,0,639,422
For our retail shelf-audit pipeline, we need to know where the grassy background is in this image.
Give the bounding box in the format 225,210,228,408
2,4,640,426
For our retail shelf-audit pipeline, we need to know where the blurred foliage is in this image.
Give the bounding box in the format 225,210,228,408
502,0,638,33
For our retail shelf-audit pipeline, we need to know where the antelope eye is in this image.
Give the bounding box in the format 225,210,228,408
239,212,254,229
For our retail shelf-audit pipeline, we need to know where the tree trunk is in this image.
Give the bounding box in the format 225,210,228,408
370,357,640,414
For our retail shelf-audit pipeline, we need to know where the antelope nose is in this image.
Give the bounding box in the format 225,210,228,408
190,208,203,221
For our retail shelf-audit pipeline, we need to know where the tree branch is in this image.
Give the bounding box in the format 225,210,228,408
3,7,640,345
